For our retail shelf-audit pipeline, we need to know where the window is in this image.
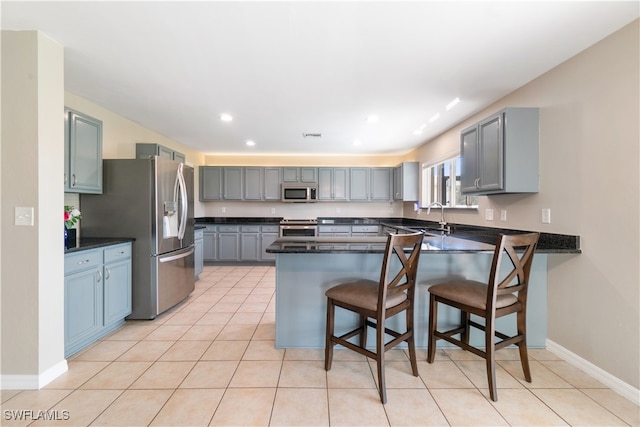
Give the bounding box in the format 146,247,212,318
421,156,477,208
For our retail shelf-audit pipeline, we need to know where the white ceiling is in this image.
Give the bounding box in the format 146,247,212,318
2,1,638,156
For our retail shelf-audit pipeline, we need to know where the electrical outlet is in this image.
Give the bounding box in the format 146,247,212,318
15,207,34,226
271,207,276,214
485,208,494,221
221,207,226,213
336,207,341,213
542,208,551,224
500,209,507,221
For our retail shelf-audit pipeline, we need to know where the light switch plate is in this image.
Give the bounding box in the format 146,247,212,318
485,209,494,221
500,209,507,221
15,207,34,226
542,208,551,224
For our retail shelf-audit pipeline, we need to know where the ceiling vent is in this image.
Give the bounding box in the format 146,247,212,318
302,133,322,138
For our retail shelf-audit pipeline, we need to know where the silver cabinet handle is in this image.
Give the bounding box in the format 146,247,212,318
96,270,102,282
72,174,77,187
105,267,110,280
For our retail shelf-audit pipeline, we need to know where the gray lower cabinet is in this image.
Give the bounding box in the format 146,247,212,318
318,225,351,237
217,225,240,261
260,225,279,261
202,225,217,261
64,242,132,357
194,228,204,279
201,223,279,262
240,225,261,260
65,108,103,194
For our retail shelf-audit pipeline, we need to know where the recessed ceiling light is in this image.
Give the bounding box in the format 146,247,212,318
428,113,440,123
219,113,233,122
446,97,460,111
245,140,255,147
366,115,379,124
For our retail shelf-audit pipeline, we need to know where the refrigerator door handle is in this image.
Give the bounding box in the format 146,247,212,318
158,246,195,263
173,163,188,242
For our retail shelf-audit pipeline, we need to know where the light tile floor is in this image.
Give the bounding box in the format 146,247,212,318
2,266,638,426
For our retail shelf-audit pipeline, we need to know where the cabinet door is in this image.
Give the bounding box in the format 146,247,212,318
65,268,103,355
194,236,203,278
460,126,480,193
260,232,278,261
240,232,260,261
200,166,223,201
332,168,349,201
218,231,240,261
300,167,318,183
478,113,504,192
349,168,369,201
370,168,391,201
203,229,217,261
66,109,103,193
173,151,186,163
223,167,243,200
244,167,263,200
158,145,174,160
103,260,132,325
318,168,333,200
264,168,282,200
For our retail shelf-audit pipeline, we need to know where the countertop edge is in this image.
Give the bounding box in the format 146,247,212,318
64,238,135,254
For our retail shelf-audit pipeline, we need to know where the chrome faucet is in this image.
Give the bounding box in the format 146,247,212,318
426,202,449,233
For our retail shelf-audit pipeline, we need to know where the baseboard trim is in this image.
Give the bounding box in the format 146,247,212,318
0,360,68,390
546,339,639,405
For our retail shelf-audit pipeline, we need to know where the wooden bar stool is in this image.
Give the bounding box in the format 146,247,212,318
324,232,424,404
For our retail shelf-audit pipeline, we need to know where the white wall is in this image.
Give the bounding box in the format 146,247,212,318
408,20,639,389
1,31,66,387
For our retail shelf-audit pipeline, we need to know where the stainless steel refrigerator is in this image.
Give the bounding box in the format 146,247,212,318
80,157,195,319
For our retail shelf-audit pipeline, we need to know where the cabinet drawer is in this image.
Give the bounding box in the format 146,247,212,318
194,229,204,240
202,225,217,232
261,225,279,233
351,225,379,233
65,250,102,275
218,225,239,232
318,225,350,233
241,225,260,232
104,244,131,263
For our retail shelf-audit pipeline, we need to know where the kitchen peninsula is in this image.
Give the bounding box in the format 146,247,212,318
267,219,580,349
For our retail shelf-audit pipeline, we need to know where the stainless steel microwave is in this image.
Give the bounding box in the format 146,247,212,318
281,184,318,202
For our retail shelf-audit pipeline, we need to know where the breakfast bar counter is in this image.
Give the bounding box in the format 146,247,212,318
267,231,578,349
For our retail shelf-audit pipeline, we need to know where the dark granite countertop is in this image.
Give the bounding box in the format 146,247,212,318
64,237,135,254
266,234,497,254
195,217,283,224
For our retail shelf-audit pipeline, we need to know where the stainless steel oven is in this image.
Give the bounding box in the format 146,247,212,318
279,219,318,237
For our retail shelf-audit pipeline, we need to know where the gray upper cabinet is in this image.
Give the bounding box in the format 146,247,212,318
393,162,419,201
244,167,263,200
199,166,223,201
318,168,349,201
223,167,243,200
283,167,318,183
136,143,185,163
370,168,392,201
349,168,370,201
350,167,392,201
461,108,539,195
264,167,282,200
65,108,103,194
